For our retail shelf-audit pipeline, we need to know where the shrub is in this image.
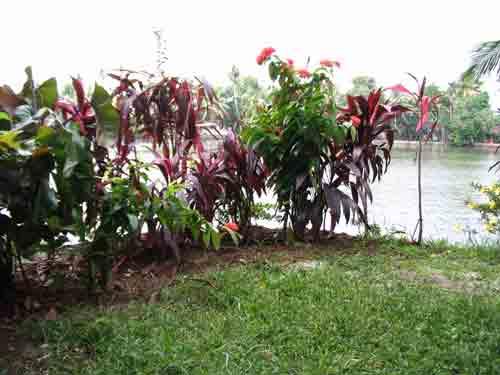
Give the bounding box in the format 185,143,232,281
469,182,500,236
244,49,406,240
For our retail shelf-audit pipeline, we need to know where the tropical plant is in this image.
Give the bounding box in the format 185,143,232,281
464,40,500,80
217,66,267,132
107,69,220,163
0,69,101,306
244,48,406,241
468,183,500,237
388,76,441,244
219,129,267,234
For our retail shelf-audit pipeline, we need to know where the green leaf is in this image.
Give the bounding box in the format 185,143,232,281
91,83,111,108
0,131,21,150
63,159,79,178
38,78,58,109
13,105,34,123
202,229,211,249
21,66,35,100
0,111,11,130
127,214,139,232
350,126,357,141
211,230,221,250
36,126,56,145
269,62,279,81
331,126,346,145
95,100,119,132
47,216,62,231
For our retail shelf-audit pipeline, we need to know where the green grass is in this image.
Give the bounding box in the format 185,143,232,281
22,239,500,374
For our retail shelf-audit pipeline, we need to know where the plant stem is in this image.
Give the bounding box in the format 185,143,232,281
15,248,31,292
417,138,423,244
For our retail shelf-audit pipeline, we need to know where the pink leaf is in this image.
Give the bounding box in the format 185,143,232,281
387,84,413,96
416,96,431,132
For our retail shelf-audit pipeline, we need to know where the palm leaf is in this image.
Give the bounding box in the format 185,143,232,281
464,40,500,80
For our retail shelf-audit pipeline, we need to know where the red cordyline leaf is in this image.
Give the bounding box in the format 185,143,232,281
368,90,382,126
54,100,88,135
54,100,77,116
387,84,413,96
154,152,174,183
72,78,86,110
416,96,431,132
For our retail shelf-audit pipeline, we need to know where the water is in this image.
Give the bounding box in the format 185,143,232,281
355,145,499,243
257,145,500,244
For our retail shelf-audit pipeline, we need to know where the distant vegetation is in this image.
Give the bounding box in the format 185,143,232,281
218,72,500,146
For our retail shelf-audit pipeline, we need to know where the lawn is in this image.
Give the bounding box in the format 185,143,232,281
9,238,500,374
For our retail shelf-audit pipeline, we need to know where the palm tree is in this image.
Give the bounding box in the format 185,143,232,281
464,40,500,80
449,76,482,98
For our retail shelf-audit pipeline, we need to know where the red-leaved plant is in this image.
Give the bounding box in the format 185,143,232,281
388,75,441,243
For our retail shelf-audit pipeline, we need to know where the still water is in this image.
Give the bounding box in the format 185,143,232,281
257,145,500,244
334,146,499,243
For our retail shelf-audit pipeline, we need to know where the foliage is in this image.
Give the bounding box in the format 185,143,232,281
108,69,223,161
244,48,406,240
217,66,268,132
348,75,378,96
0,66,229,303
469,182,500,236
219,130,267,233
393,77,499,145
0,74,101,302
464,40,500,80
388,76,441,244
186,129,267,236
445,92,499,146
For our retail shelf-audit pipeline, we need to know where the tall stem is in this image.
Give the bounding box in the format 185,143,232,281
417,137,423,244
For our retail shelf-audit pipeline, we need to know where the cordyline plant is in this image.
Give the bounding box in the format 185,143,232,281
186,129,267,237
109,69,268,238
388,76,440,244
244,48,408,241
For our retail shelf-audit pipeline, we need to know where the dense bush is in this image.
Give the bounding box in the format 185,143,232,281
0,68,230,307
244,49,407,240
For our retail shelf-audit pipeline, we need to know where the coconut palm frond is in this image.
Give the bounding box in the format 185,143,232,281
464,40,500,80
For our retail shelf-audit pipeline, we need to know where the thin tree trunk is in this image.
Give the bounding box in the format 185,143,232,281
417,138,423,244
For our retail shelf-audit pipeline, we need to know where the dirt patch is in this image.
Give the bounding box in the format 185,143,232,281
398,270,484,294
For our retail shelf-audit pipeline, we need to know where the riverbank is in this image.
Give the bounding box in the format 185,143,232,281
3,236,500,374
394,140,500,151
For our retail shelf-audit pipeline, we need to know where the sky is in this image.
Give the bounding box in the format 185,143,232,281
2,0,500,106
